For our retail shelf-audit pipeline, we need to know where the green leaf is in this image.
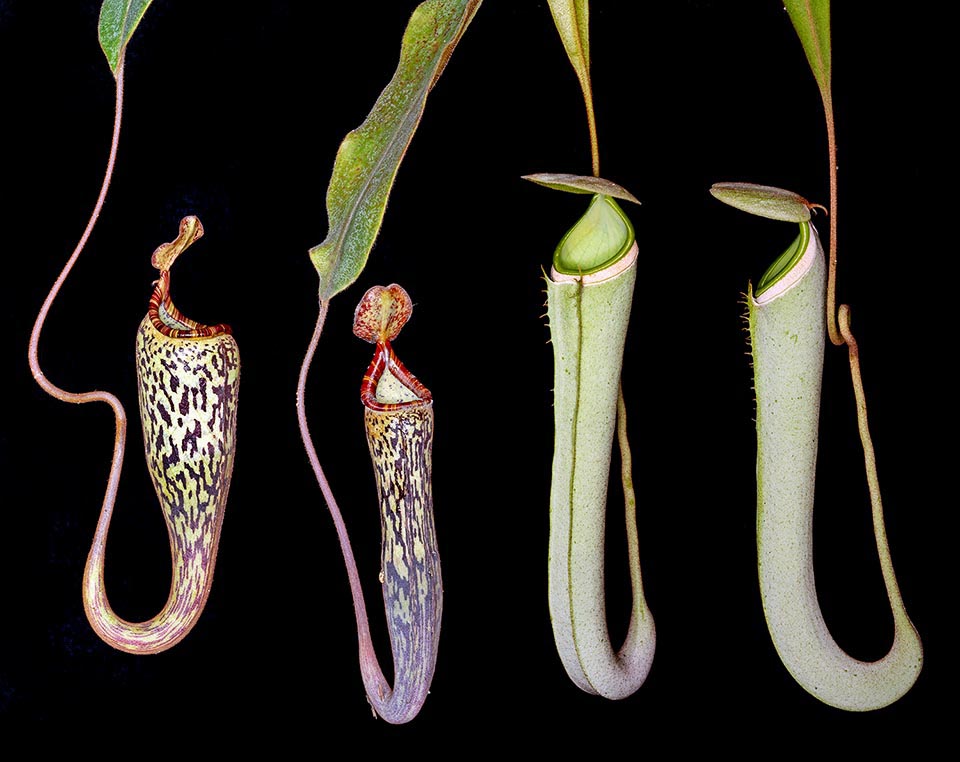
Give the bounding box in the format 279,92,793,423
710,182,813,223
547,0,591,96
782,0,831,102
546,0,598,175
98,0,154,76
523,173,640,206
309,0,482,301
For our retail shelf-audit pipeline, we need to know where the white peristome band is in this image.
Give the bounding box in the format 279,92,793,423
752,222,818,306
550,241,639,285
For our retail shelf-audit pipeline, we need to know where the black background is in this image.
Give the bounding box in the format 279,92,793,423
1,0,952,745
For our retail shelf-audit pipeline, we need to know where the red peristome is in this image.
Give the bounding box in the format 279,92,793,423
361,341,432,412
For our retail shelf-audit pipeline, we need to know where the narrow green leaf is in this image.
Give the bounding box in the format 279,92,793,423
523,173,640,206
710,182,813,223
547,0,591,93
782,0,831,101
546,0,598,175
309,0,482,301
98,0,154,76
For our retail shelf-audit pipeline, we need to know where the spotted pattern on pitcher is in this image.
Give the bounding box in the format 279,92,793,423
124,317,239,649
352,282,442,722
81,216,240,654
364,401,441,715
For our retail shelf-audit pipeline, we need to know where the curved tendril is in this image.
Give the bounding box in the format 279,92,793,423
838,304,919,653
296,300,386,695
27,61,128,643
28,54,235,655
29,61,125,402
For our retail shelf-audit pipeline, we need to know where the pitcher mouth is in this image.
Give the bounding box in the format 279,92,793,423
752,222,820,306
148,270,232,339
550,194,636,280
360,342,432,412
147,216,232,339
550,240,638,285
353,283,431,412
